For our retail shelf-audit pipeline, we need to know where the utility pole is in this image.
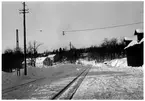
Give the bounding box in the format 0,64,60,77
63,31,65,36
62,31,72,50
16,29,19,51
19,2,29,75
69,42,72,50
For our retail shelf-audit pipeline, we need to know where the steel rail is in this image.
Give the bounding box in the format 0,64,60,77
51,66,91,100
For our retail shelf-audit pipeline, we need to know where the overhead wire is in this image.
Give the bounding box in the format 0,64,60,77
63,22,143,33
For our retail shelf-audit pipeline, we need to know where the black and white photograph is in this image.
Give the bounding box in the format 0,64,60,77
2,1,144,100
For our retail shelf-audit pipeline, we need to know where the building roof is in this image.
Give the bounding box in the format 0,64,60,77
124,36,137,41
139,38,144,44
47,54,55,58
36,57,47,63
35,54,55,63
134,29,144,35
124,29,144,49
124,40,138,49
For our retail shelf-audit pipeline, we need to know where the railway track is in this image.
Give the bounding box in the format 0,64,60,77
51,66,91,100
2,65,91,100
2,77,46,94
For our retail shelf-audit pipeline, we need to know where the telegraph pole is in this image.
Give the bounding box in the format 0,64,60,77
16,29,19,51
19,2,29,75
69,42,72,50
62,31,72,50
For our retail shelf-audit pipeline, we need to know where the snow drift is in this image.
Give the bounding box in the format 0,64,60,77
104,58,127,67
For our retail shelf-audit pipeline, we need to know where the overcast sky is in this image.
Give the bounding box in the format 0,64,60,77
2,1,143,53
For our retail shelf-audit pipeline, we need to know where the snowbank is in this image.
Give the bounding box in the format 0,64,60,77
75,58,142,68
104,58,137,68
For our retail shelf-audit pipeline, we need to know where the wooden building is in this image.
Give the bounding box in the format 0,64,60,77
35,54,55,67
124,29,143,67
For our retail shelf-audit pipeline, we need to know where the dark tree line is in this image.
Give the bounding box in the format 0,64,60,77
2,48,24,72
87,38,126,62
53,47,80,63
53,38,126,63
2,41,43,72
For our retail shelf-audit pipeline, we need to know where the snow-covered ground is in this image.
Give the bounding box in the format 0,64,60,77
2,68,41,90
76,58,142,68
2,64,85,90
73,58,143,100
75,58,128,68
2,58,143,99
2,64,87,99
2,58,142,89
104,58,127,67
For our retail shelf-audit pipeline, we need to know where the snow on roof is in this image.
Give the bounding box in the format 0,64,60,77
36,57,47,63
136,29,143,33
124,36,137,41
47,54,55,58
124,40,138,49
134,29,144,35
139,38,144,44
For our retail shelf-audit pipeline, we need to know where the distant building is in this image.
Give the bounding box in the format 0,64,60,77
35,54,56,67
124,29,143,67
35,57,51,67
47,54,56,61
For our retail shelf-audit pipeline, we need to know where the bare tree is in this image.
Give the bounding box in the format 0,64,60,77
27,41,43,66
4,48,13,54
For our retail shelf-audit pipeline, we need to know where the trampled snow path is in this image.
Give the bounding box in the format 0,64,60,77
72,63,143,100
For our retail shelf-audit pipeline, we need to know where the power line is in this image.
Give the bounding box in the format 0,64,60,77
63,22,143,33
